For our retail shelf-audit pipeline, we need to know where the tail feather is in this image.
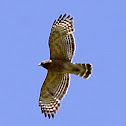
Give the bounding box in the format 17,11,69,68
71,63,92,78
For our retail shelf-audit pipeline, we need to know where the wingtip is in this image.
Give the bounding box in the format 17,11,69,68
59,14,62,19
52,114,54,118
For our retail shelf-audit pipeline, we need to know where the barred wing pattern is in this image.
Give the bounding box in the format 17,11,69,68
39,71,69,118
49,14,75,61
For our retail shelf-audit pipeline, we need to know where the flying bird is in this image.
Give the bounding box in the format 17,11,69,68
38,14,92,119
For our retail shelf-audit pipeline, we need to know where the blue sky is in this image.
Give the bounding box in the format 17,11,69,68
0,0,126,126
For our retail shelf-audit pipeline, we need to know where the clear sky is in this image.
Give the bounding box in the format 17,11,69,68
0,0,126,126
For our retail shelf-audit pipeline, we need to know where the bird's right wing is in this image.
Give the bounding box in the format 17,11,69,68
39,71,70,118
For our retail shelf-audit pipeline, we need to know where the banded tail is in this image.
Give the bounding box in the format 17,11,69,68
71,63,92,78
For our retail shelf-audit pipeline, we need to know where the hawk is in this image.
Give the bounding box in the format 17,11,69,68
38,14,92,119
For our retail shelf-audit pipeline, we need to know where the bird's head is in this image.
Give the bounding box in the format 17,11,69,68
38,60,52,69
38,62,44,67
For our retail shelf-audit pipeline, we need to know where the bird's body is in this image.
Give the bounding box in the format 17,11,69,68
38,14,92,119
40,59,92,78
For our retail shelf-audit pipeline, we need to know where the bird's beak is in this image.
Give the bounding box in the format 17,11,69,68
38,63,41,66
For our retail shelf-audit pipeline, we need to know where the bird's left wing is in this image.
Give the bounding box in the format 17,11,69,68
49,14,75,62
